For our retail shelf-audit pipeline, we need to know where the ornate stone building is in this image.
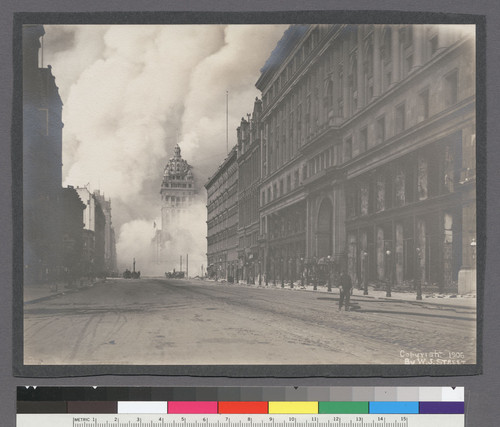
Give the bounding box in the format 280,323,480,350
154,144,197,265
23,24,64,285
61,186,86,283
254,24,476,293
94,190,118,275
236,98,263,284
205,146,238,281
75,187,106,277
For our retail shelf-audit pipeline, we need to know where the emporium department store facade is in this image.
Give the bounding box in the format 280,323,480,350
206,24,476,294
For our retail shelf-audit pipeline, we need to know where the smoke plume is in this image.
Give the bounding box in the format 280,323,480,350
43,24,287,274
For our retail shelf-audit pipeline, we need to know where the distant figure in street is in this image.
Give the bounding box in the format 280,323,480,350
339,271,352,311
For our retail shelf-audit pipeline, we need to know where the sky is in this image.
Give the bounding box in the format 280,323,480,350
42,24,288,275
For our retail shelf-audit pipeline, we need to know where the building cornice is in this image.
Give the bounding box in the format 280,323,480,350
205,146,238,189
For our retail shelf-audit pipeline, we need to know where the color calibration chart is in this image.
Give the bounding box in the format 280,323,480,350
17,387,465,427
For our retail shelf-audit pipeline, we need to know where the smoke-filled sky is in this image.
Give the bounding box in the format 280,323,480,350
43,24,288,274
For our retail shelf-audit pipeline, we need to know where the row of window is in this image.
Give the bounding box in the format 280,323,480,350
238,150,261,191
238,232,259,249
206,174,237,199
162,182,193,188
238,193,259,228
207,207,238,232
261,25,462,177
207,187,238,215
261,168,302,206
346,145,458,219
267,212,306,240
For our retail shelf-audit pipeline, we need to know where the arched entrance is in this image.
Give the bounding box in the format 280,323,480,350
316,198,333,258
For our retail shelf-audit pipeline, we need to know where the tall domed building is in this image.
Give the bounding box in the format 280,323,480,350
153,144,197,268
160,144,196,233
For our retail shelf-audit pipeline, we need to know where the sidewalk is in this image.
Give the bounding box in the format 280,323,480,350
208,279,477,310
23,280,102,304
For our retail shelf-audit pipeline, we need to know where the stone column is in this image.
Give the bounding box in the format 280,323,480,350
373,25,381,97
306,197,312,258
357,26,365,109
395,222,404,285
413,24,423,69
376,226,385,280
391,25,400,85
342,36,350,118
416,218,426,285
332,183,346,263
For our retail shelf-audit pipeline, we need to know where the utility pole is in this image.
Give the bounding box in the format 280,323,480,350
186,254,189,278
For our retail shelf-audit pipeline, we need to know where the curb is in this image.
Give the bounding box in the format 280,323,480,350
216,280,476,310
354,294,476,310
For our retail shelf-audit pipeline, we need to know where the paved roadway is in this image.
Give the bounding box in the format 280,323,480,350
23,278,476,365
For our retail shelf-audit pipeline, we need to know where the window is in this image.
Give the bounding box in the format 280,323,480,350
338,66,344,94
405,54,413,76
344,137,352,162
444,70,458,107
359,127,368,153
395,103,406,134
418,88,430,122
376,116,385,143
430,35,438,56
384,71,392,90
326,80,334,110
401,26,413,48
334,144,342,165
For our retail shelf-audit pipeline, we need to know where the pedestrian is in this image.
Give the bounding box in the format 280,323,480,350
339,270,352,311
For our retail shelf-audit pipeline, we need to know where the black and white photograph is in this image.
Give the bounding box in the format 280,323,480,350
18,18,479,372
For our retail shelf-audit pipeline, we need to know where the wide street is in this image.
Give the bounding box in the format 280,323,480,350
23,278,476,365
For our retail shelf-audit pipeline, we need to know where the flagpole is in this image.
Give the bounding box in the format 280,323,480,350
226,90,229,154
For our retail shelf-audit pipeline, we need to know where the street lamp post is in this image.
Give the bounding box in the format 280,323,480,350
281,258,285,288
305,259,309,288
272,256,276,285
300,257,304,287
327,255,332,292
258,260,262,286
313,257,317,291
415,247,422,300
470,238,477,265
289,258,294,289
362,250,369,295
385,249,392,297
265,256,269,286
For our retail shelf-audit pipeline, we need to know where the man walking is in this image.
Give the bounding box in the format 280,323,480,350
339,270,352,311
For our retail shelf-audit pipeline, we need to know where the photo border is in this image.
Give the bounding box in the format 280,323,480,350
12,10,485,378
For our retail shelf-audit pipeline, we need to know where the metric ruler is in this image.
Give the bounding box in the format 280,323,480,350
17,413,464,427
17,387,465,427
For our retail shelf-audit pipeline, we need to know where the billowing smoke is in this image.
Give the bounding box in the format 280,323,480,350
43,24,288,275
